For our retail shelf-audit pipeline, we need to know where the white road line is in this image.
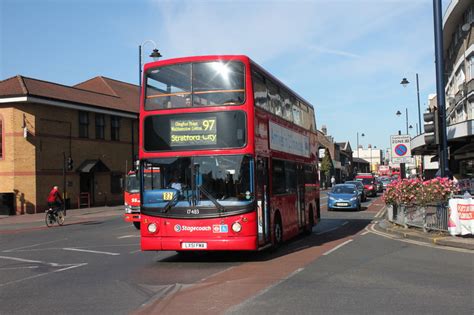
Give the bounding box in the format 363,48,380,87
0,255,59,267
117,235,139,239
360,231,370,236
0,266,40,270
62,248,120,256
3,239,67,253
322,239,353,256
0,263,87,288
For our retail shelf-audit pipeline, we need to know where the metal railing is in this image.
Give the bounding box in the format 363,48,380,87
388,202,448,232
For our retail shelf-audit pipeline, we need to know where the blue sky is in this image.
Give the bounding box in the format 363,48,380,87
1,0,452,153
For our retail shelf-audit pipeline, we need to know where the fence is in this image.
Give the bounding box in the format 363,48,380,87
388,202,448,232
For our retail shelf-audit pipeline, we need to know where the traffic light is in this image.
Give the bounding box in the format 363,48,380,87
423,108,439,145
67,157,74,171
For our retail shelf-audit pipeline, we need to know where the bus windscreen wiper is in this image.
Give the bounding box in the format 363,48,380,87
162,192,179,213
198,185,226,212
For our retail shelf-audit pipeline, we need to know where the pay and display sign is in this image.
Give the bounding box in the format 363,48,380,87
390,135,412,164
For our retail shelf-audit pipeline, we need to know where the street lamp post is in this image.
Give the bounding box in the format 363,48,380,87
401,74,422,136
356,132,365,158
136,41,162,165
139,40,162,87
395,110,408,179
396,109,409,135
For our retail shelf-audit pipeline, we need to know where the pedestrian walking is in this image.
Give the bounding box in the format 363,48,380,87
331,176,336,187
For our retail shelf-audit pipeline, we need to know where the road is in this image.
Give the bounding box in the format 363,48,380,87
0,195,472,314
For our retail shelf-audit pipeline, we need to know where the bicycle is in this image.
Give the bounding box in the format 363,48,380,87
45,207,65,227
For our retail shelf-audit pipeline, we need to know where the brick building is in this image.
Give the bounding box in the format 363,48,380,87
0,75,139,215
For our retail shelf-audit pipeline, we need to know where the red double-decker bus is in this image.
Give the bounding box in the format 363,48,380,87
124,170,141,229
139,55,320,251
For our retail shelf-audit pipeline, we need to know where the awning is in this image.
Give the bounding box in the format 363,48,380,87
76,159,110,173
452,143,474,155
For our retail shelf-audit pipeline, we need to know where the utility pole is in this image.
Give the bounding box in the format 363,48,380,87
432,0,450,177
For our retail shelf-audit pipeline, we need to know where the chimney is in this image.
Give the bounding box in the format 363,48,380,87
321,125,327,135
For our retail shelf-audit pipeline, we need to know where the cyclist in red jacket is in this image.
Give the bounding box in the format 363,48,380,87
47,186,63,212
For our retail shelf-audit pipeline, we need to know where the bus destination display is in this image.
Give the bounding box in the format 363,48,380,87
170,117,217,146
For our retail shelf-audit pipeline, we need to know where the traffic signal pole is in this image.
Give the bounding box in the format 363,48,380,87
432,0,450,177
62,152,66,211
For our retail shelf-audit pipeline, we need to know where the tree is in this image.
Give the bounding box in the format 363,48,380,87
320,148,332,188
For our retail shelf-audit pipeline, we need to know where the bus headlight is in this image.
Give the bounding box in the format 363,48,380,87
232,222,242,233
125,205,132,213
148,223,158,233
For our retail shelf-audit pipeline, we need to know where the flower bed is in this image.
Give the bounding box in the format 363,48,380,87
382,177,459,231
382,177,458,207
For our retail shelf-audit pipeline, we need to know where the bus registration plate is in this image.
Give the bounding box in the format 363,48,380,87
181,242,207,249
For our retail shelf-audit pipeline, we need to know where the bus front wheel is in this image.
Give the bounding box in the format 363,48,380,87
133,222,141,230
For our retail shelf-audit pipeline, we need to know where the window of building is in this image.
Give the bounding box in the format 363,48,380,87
111,116,121,141
95,114,105,139
110,173,123,194
79,111,89,138
0,117,3,160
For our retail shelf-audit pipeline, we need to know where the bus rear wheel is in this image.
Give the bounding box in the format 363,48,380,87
133,222,141,230
272,214,283,249
304,206,314,235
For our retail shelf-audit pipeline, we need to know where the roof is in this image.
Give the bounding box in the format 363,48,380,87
352,157,369,164
76,159,110,173
0,75,139,114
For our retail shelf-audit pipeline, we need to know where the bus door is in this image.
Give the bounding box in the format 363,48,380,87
296,164,306,229
256,157,270,245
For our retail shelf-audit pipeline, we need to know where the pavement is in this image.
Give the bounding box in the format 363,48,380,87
373,208,474,251
1,202,473,251
0,205,123,231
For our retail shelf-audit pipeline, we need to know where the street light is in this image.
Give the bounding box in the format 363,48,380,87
139,40,162,87
396,108,409,135
400,74,422,136
356,132,365,158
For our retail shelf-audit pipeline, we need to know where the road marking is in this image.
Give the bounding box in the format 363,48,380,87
342,221,349,226
63,248,120,256
2,239,67,253
0,263,87,288
0,255,59,266
0,266,40,270
322,239,353,256
374,207,386,218
117,235,139,239
360,231,370,236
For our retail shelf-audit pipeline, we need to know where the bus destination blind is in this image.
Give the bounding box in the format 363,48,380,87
170,117,217,146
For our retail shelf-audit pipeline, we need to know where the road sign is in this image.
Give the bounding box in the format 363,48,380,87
390,134,412,164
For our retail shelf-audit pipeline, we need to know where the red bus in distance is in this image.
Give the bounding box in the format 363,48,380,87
124,170,141,229
139,55,320,252
124,168,161,230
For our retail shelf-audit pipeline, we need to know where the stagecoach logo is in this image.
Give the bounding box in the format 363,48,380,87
174,224,212,233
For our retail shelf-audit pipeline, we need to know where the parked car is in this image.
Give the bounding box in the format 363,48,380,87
355,173,377,197
345,180,367,201
327,184,361,211
379,176,392,190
